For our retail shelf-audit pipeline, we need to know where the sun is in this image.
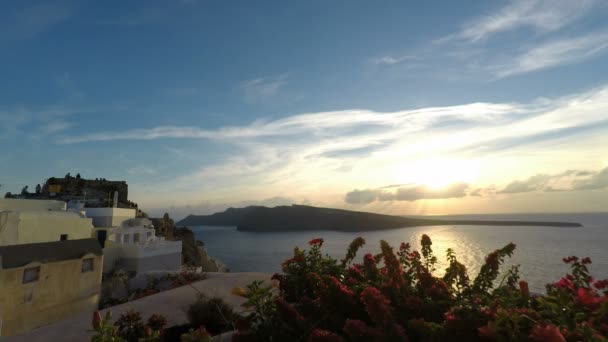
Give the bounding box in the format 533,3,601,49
403,158,480,189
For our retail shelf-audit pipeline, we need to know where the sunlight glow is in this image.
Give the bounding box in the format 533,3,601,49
404,158,481,189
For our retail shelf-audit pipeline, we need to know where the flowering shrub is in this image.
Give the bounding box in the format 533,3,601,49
90,310,167,342
233,235,608,341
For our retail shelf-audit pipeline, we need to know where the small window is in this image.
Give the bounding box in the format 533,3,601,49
23,266,40,284
82,258,94,273
133,233,140,243
60,234,68,241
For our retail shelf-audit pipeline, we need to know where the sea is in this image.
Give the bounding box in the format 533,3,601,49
191,212,608,292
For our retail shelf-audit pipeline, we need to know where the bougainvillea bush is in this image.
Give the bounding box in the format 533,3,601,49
232,235,608,342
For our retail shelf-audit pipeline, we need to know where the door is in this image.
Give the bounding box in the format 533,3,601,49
97,230,108,248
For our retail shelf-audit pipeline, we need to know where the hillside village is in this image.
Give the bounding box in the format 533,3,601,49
0,175,227,338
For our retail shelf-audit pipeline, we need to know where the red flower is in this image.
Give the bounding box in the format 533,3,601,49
348,265,364,278
530,324,566,342
582,257,592,265
519,280,530,298
308,329,343,342
327,276,355,299
478,322,495,339
92,311,102,330
360,286,392,324
343,319,378,338
594,279,608,290
576,287,606,308
364,253,376,264
275,298,304,322
309,238,324,246
554,277,574,291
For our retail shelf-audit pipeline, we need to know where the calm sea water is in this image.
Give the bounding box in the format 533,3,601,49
191,212,608,292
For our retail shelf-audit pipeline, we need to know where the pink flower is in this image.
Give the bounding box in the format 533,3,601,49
309,238,324,246
530,324,566,342
582,257,592,265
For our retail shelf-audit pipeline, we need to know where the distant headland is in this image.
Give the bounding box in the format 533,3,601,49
177,205,583,232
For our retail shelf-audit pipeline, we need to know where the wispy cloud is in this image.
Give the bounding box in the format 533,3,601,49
442,0,597,43
371,55,413,65
240,74,289,103
0,106,76,140
60,84,608,149
126,166,159,176
492,31,608,78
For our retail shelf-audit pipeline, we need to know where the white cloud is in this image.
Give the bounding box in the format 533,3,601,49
492,31,608,78
60,85,608,209
345,183,470,204
446,0,597,43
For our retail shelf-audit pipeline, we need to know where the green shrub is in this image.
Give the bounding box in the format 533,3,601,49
187,295,236,335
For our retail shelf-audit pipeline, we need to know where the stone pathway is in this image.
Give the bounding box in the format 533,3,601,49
3,272,270,341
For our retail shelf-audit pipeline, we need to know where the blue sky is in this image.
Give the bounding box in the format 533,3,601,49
1,0,608,217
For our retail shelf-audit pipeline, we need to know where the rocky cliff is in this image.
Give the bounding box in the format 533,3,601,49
174,227,227,272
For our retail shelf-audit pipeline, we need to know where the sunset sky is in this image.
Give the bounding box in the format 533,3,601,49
1,0,607,217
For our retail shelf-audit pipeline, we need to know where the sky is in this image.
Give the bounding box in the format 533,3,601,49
1,0,608,218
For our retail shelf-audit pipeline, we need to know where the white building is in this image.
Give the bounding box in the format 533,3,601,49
0,199,94,246
84,208,182,274
102,218,182,274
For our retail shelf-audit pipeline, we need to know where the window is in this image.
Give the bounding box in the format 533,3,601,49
82,258,94,273
23,266,40,284
60,234,68,241
133,233,140,243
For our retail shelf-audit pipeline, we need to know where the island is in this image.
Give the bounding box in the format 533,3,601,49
177,205,582,232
